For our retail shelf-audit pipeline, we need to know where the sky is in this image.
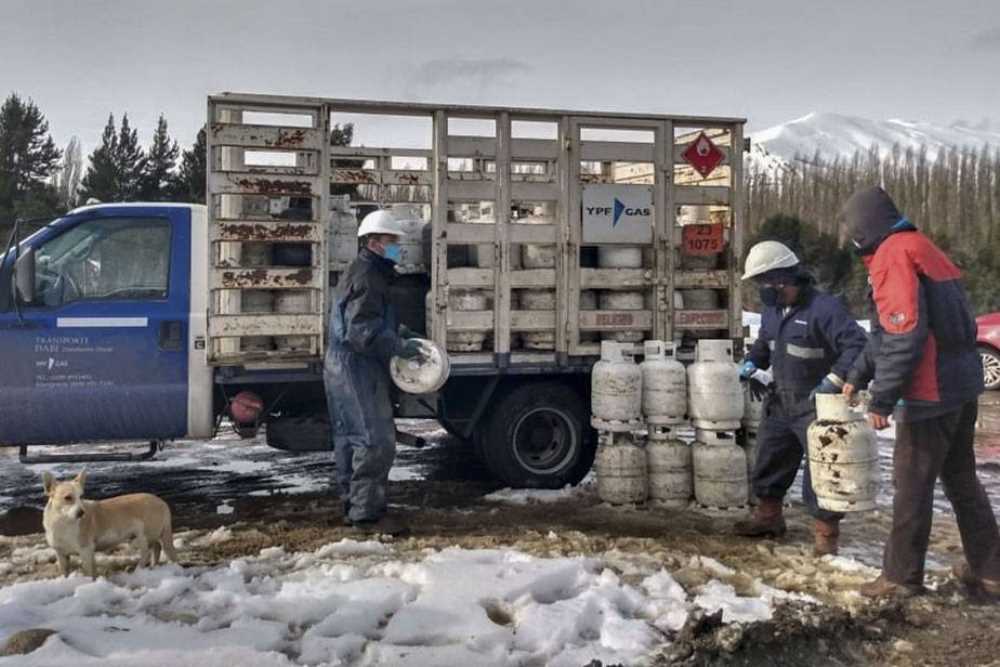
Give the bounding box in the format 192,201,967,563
1,0,999,154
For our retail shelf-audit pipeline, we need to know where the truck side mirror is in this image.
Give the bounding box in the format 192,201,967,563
14,247,35,304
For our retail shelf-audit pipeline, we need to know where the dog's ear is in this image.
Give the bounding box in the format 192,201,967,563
74,469,87,491
42,471,55,496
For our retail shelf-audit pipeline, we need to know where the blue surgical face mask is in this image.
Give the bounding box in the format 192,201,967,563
758,285,780,307
383,243,402,263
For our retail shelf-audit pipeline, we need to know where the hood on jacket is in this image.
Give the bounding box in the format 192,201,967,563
842,186,905,256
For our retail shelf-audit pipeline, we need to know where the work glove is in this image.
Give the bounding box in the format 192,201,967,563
396,338,427,362
747,377,770,402
813,375,842,395
398,324,420,340
739,360,757,381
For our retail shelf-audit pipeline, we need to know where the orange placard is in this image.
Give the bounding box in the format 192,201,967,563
682,223,725,256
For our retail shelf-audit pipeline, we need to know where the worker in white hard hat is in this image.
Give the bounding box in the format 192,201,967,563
324,209,424,534
734,240,868,555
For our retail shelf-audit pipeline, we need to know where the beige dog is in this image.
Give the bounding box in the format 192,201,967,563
42,471,178,578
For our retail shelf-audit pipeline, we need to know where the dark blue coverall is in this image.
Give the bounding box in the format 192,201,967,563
324,247,402,523
746,285,869,521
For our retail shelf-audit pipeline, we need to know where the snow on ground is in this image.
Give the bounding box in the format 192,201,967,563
0,537,794,667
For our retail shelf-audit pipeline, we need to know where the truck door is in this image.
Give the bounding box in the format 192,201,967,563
0,206,191,445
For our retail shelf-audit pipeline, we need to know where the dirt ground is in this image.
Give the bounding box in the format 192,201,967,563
3,400,1000,666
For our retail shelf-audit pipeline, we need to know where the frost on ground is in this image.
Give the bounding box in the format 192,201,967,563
0,537,805,666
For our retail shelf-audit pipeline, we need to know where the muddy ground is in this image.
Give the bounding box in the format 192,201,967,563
3,399,1000,666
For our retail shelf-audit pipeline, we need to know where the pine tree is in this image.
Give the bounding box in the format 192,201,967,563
0,93,62,220
79,113,147,202
174,127,206,203
140,115,179,201
79,114,120,203
116,114,145,200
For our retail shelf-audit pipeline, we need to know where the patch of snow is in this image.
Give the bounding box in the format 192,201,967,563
0,539,796,666
483,485,586,505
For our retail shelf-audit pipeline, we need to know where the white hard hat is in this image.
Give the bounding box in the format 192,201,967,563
741,240,800,281
357,209,404,238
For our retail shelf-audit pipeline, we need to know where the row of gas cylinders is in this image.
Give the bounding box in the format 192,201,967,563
239,242,313,353
590,339,880,512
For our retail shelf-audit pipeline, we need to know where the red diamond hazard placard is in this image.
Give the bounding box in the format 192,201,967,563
681,131,725,179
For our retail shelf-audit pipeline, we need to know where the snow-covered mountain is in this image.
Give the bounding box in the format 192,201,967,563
747,112,1000,174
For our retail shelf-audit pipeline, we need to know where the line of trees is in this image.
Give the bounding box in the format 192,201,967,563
745,144,1000,314
0,92,207,241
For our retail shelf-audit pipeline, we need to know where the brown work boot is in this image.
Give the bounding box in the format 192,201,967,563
734,497,786,537
859,575,922,599
813,519,840,557
953,561,1000,597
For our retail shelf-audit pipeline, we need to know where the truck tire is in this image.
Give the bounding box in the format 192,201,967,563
479,381,595,488
265,415,331,452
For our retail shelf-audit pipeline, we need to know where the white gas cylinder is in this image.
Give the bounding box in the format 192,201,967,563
595,432,648,504
647,428,693,508
640,340,687,425
807,394,880,512
692,430,748,508
590,341,643,430
688,340,743,430
274,290,312,352
390,338,450,394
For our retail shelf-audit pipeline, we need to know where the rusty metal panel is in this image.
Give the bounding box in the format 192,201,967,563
209,314,322,338
212,172,324,196
728,123,745,341
213,268,324,290
674,270,729,289
209,124,326,150
209,221,324,243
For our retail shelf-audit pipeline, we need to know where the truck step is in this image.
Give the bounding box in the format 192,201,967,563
18,441,162,465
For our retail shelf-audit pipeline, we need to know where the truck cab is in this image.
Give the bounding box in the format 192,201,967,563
0,204,213,448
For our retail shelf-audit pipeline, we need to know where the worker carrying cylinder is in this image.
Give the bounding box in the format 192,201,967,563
734,240,868,555
324,210,425,534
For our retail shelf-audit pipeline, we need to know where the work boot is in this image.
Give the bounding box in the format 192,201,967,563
953,561,1000,597
734,497,786,537
813,519,840,557
859,575,922,599
350,515,410,537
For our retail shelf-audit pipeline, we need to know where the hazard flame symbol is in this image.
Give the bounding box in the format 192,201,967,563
681,131,725,179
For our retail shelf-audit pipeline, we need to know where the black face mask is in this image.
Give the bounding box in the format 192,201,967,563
759,286,780,307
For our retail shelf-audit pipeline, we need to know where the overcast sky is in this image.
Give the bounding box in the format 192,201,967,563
2,0,999,153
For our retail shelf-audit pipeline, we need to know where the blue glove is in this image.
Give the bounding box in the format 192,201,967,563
814,376,841,395
739,360,757,380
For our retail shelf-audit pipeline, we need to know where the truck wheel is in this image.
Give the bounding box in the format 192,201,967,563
480,382,594,488
266,415,331,452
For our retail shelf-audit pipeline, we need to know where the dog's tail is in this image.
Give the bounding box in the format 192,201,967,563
160,511,179,563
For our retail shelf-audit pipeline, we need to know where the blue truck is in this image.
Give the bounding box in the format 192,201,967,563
0,93,747,487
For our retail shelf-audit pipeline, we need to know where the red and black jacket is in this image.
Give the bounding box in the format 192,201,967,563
844,187,983,417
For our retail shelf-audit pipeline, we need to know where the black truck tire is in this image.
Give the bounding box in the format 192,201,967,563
479,381,595,489
265,415,331,452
